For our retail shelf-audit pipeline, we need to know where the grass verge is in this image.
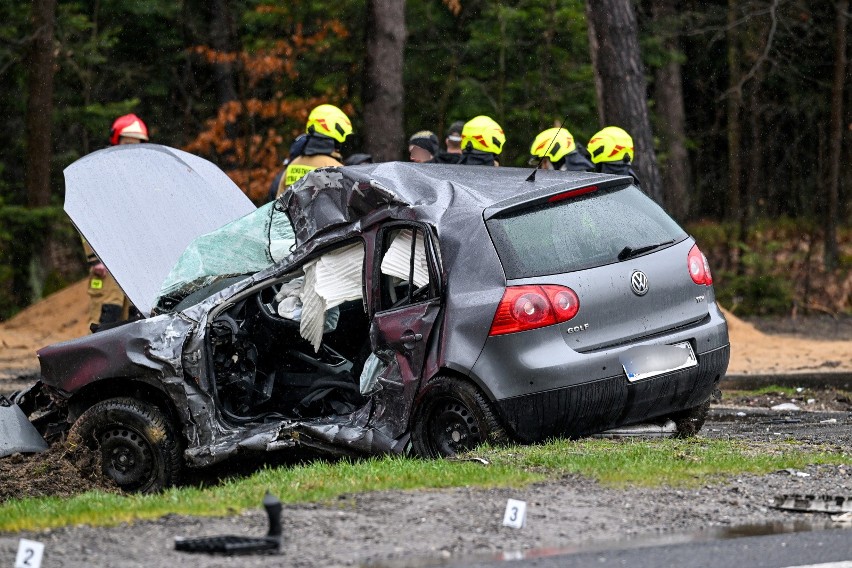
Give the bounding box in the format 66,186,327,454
1,438,848,532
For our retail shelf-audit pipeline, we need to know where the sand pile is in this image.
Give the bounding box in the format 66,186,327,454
0,281,848,380
720,307,850,375
0,279,89,379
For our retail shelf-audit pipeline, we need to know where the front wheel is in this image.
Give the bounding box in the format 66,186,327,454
67,397,182,493
411,376,508,458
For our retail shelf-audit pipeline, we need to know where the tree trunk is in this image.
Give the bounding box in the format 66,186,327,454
585,0,664,204
651,0,690,220
825,0,848,270
210,0,237,106
726,0,742,222
25,0,56,208
363,0,406,162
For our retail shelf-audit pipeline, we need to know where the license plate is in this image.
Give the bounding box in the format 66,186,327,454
621,341,698,383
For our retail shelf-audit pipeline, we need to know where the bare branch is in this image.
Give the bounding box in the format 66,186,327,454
718,0,781,101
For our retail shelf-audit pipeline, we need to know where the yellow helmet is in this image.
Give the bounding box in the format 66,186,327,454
306,104,352,144
588,126,634,164
461,115,505,155
530,127,577,162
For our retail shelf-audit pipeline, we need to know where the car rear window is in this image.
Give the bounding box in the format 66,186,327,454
486,185,687,279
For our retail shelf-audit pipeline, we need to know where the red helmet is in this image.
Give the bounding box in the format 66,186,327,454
110,114,149,146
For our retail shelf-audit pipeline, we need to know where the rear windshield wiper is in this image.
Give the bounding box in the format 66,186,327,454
617,239,675,261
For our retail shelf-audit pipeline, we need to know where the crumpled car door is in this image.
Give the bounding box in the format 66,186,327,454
367,224,442,438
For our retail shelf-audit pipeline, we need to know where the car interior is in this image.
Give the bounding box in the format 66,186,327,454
208,228,433,422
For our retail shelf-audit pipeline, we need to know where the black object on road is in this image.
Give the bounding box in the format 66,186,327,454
174,492,283,554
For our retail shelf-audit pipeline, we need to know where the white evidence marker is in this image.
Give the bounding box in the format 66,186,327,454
15,539,45,568
502,498,527,529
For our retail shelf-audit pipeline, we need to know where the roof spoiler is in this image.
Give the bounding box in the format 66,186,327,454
483,175,633,220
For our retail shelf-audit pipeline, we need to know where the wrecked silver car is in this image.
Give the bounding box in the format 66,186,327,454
11,145,729,492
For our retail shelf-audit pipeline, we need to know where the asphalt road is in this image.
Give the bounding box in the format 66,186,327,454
459,526,852,568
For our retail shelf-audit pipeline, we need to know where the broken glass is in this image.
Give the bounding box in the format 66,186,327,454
157,201,295,309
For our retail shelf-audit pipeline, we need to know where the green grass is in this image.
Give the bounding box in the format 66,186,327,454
1,438,848,532
722,385,801,399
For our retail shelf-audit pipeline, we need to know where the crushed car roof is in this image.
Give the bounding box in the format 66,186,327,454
282,162,613,245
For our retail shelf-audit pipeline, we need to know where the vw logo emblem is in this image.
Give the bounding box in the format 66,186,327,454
631,271,649,296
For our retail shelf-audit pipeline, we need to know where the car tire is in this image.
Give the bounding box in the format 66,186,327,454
411,376,508,458
67,397,182,493
671,398,711,438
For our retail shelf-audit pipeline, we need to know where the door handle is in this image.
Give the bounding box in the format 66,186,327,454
401,332,423,343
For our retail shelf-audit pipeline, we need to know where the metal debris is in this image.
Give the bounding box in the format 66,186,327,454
175,492,282,554
595,420,678,438
772,494,852,513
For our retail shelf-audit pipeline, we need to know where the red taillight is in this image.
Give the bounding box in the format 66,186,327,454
687,244,713,286
489,285,580,336
547,185,598,203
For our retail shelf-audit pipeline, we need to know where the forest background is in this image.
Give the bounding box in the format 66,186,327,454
0,0,849,320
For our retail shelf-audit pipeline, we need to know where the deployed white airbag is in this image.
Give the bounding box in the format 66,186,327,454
300,243,364,351
380,229,429,287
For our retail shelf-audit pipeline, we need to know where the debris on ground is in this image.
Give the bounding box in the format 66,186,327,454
772,494,852,513
0,443,116,502
718,387,852,412
175,492,282,555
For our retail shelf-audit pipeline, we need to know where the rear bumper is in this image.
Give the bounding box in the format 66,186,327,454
495,344,728,442
468,304,730,442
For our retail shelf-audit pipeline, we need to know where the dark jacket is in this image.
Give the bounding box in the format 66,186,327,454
458,149,498,166
431,151,462,165
559,151,595,172
599,161,641,187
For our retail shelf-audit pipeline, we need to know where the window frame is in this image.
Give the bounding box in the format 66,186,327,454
372,221,442,314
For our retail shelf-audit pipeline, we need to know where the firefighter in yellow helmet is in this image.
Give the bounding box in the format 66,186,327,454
529,127,594,172
276,104,352,197
84,114,150,330
458,115,505,166
587,126,640,185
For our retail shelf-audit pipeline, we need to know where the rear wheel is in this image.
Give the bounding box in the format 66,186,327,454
671,398,711,438
411,376,508,458
67,397,182,493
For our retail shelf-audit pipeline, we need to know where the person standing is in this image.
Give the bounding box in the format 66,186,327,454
587,126,641,185
529,127,594,172
84,114,149,330
431,120,465,164
457,116,505,166
408,130,439,163
276,104,352,197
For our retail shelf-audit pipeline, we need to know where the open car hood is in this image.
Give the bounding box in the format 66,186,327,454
64,144,256,316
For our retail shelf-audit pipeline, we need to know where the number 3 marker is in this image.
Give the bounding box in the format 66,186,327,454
502,498,527,529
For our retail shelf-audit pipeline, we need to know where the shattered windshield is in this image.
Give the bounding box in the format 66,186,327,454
155,200,295,311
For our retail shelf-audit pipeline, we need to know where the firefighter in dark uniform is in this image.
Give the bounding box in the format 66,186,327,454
457,115,505,167
587,126,641,186
276,104,353,198
84,113,149,330
529,127,594,172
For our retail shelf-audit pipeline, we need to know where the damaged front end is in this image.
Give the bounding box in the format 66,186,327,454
0,394,48,457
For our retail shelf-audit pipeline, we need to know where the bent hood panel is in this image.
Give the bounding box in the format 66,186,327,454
64,144,256,316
